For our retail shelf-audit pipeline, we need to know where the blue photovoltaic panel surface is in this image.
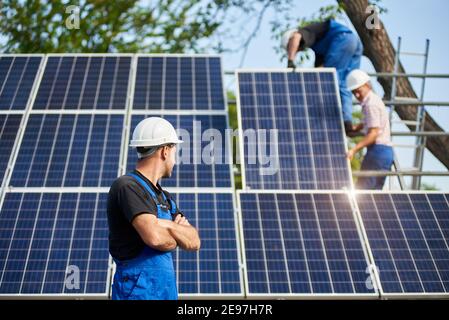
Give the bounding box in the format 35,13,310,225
133,56,225,110
171,193,241,295
0,114,22,182
0,192,109,295
33,56,131,109
127,114,231,188
237,71,351,190
239,192,374,295
10,114,123,187
357,193,449,295
0,56,41,110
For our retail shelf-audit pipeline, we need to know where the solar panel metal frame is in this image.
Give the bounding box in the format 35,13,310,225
0,54,131,298
33,53,134,111
0,54,44,112
235,68,354,191
0,188,112,299
354,190,449,300
0,54,240,299
236,189,380,299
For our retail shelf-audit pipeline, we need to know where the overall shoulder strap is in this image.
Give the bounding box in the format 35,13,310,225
127,173,159,204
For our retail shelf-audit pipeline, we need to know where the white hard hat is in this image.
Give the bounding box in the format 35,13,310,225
130,117,183,148
281,29,298,50
346,69,371,91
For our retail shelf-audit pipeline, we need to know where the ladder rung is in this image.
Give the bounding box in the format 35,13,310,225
400,51,427,57
391,120,419,126
393,144,419,149
394,96,420,101
391,131,449,137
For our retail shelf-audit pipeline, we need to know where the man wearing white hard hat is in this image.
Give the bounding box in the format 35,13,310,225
346,70,393,190
282,19,363,135
107,117,200,300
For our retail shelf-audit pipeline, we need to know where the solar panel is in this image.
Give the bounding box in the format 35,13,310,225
10,114,123,187
33,56,131,110
133,56,225,110
356,192,449,297
0,192,110,296
238,191,377,297
237,70,351,190
0,114,22,183
0,55,41,110
172,192,242,296
127,114,232,188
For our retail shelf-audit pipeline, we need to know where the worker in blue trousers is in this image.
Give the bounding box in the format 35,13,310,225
345,70,394,190
282,19,363,136
107,117,201,300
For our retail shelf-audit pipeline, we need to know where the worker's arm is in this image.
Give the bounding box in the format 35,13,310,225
287,32,302,63
347,127,379,160
158,216,201,251
352,123,364,132
132,213,177,251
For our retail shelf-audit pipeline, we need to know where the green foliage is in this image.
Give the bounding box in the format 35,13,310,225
0,0,291,53
420,183,439,191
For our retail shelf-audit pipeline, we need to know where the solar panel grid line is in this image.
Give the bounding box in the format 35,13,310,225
426,193,449,252
327,193,358,293
273,192,294,293
0,55,47,194
316,73,339,189
1,57,29,111
10,114,124,188
0,191,110,297
355,191,449,298
212,193,223,293
403,193,446,291
17,188,46,293
372,194,428,294
308,193,336,293
0,55,43,111
33,55,132,110
343,191,383,296
235,68,352,190
298,71,319,189
39,193,62,294
238,190,379,298
283,72,302,189
171,192,242,297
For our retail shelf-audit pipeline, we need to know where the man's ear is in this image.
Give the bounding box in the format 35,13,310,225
161,145,168,160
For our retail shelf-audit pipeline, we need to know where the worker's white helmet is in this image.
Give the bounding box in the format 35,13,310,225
346,69,371,91
130,117,183,148
281,29,298,50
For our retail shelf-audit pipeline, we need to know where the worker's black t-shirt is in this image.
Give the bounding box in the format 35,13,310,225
107,170,181,261
297,20,330,67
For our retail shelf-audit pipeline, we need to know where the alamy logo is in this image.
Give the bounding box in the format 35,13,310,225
65,265,80,290
65,5,80,30
365,5,381,30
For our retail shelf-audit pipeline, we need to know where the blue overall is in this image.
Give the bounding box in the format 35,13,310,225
312,20,363,122
357,144,394,190
112,173,178,300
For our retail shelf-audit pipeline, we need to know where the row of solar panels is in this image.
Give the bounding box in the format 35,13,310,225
0,54,237,298
0,54,225,111
1,55,448,299
1,189,448,298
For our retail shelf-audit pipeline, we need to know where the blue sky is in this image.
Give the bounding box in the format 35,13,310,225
220,0,449,190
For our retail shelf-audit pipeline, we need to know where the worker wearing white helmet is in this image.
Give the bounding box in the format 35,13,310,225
345,70,393,190
282,19,363,135
107,117,200,300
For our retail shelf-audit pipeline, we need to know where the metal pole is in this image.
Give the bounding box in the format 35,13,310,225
353,171,449,177
412,39,430,190
390,37,401,190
